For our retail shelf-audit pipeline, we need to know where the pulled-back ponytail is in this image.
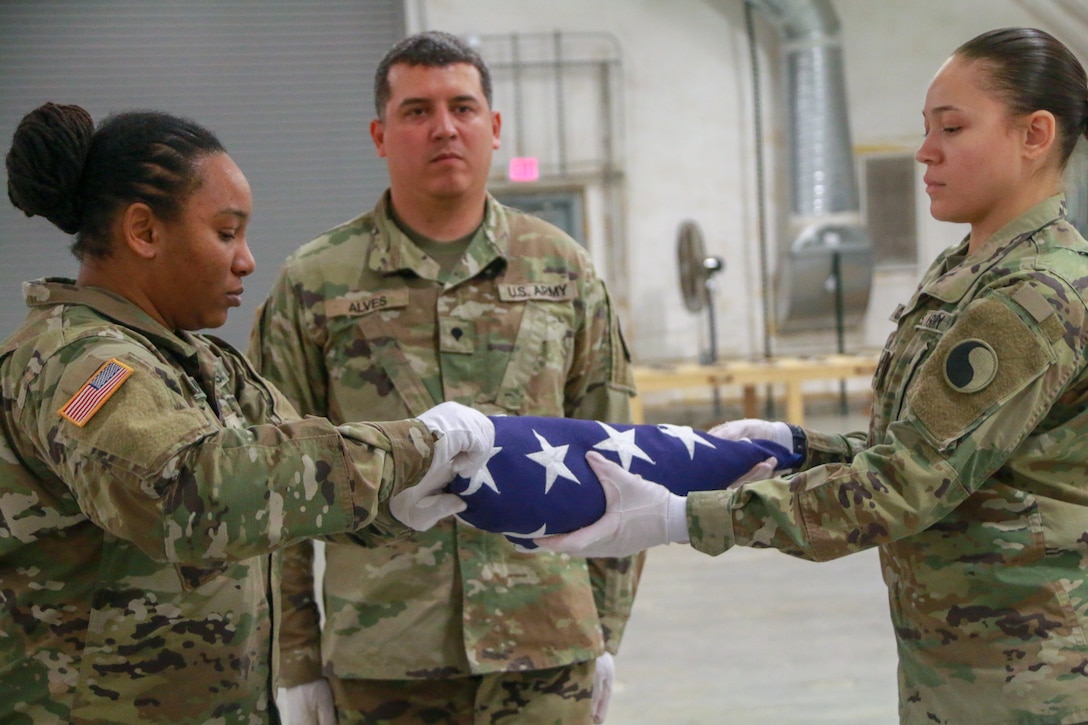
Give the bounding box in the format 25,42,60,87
1082,96,1088,142
956,28,1088,169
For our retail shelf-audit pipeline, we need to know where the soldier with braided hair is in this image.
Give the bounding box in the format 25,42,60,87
0,102,494,724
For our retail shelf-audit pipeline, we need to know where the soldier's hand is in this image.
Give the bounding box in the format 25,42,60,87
534,452,689,558
390,403,494,531
592,652,615,723
706,418,792,448
417,401,495,477
733,456,778,484
277,678,336,725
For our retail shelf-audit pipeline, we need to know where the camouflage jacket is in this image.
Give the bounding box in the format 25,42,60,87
0,279,434,724
250,192,641,683
688,196,1088,724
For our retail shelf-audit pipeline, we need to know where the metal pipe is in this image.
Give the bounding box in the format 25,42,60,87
511,34,525,158
749,0,859,219
747,0,871,408
554,30,568,175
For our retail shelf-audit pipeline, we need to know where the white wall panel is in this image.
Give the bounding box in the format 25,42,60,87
420,0,1058,364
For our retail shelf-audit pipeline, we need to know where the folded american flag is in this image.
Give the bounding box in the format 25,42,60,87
447,416,801,544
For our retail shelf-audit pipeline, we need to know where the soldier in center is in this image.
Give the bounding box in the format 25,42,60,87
250,31,643,724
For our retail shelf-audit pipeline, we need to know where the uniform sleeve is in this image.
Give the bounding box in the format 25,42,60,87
792,427,869,469
688,281,1085,560
564,265,636,421
248,266,329,418
18,338,432,567
277,538,325,687
249,265,339,686
566,264,644,653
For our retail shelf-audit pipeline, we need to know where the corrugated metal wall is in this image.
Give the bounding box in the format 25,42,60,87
0,0,404,348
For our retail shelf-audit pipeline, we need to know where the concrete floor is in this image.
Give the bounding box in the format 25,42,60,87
605,544,899,724
607,406,900,724
298,402,899,724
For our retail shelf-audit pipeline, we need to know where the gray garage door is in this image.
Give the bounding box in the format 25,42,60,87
0,0,404,348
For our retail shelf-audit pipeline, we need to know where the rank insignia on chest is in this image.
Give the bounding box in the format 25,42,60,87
943,339,997,393
59,358,134,426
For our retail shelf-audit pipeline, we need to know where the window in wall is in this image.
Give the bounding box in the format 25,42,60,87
861,154,917,267
492,189,587,248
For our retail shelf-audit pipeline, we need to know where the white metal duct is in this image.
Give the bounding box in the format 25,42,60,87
749,0,873,334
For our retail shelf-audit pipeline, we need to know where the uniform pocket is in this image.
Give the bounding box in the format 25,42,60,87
492,302,572,414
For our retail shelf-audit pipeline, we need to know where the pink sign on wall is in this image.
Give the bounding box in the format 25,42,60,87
508,157,539,182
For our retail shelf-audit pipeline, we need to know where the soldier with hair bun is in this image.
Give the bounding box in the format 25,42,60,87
532,27,1088,725
0,102,492,724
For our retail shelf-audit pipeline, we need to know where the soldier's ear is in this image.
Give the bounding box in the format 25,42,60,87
122,203,159,260
371,118,387,157
1020,109,1056,162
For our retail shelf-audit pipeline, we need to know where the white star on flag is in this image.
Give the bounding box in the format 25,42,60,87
446,415,802,545
592,421,655,470
526,430,580,493
657,423,716,459
460,445,503,496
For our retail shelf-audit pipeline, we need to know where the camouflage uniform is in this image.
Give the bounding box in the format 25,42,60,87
0,279,435,725
688,196,1088,724
250,193,641,717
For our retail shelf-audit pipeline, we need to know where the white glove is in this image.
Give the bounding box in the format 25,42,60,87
417,402,496,476
707,418,792,449
390,402,495,531
733,457,778,484
591,652,615,724
277,679,336,725
535,451,689,558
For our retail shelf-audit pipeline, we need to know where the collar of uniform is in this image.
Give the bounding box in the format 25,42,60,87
458,195,508,281
367,191,441,280
21,277,199,358
922,194,1065,304
366,191,508,284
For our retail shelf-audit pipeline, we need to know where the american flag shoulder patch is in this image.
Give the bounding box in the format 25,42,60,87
59,358,134,427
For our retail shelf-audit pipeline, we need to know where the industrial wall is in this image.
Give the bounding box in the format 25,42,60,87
415,0,1086,365
2,0,1083,366
0,0,405,348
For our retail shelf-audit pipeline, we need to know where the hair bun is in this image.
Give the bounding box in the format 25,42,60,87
6,102,95,234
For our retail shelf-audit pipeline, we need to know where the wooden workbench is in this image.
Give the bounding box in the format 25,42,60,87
631,353,880,425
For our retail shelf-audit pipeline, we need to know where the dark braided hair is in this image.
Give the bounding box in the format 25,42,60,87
374,31,492,119
956,27,1088,169
6,103,225,260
